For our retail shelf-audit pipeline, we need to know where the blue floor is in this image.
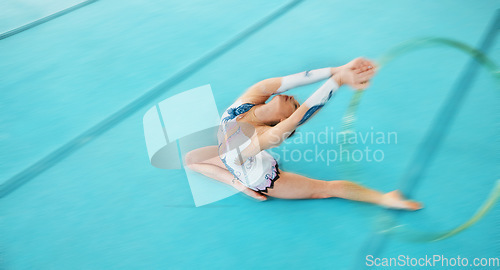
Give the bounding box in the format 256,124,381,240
1,0,499,269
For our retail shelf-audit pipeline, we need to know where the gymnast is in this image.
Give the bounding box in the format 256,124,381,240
185,57,422,210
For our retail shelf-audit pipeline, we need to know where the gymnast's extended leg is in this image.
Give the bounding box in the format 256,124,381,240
185,147,421,210
263,171,422,210
184,146,267,201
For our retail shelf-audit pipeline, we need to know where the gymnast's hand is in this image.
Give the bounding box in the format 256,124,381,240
231,178,268,201
334,57,377,90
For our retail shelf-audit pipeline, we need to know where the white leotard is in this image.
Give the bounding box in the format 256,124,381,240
217,99,279,192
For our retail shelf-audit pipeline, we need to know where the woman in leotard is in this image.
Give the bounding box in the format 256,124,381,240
185,57,422,210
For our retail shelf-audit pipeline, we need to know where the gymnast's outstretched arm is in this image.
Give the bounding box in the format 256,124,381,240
239,67,341,104
260,58,376,149
240,58,376,104
235,58,375,161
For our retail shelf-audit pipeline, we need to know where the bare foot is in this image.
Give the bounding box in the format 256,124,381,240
232,180,267,201
381,190,423,211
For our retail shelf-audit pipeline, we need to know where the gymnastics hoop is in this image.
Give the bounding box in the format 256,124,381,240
340,37,500,242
